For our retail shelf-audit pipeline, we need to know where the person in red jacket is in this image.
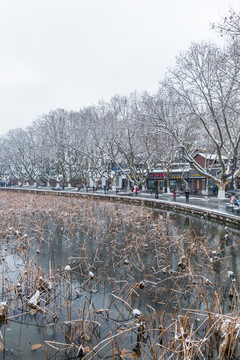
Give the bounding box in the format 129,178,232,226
135,186,138,196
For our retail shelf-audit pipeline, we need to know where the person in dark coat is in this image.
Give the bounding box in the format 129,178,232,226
173,188,176,201
185,188,190,203
155,189,159,199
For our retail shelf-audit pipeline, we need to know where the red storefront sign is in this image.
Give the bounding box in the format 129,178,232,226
150,173,165,178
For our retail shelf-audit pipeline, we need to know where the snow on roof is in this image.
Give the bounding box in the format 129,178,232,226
196,153,228,160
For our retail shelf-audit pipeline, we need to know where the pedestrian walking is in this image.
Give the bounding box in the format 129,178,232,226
135,186,138,196
62,184,65,190
155,189,159,199
230,194,235,204
173,188,176,201
185,188,190,203
104,185,107,194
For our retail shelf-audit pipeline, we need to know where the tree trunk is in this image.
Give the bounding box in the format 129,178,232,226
166,167,170,193
204,178,209,196
111,180,116,191
166,177,170,193
68,165,72,187
217,181,226,199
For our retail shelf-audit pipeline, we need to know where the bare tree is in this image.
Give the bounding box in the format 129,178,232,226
1,128,40,185
105,93,157,190
152,132,180,193
0,137,12,184
144,42,240,198
35,109,82,187
78,102,120,189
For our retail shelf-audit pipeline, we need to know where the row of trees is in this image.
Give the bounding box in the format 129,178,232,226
0,9,240,198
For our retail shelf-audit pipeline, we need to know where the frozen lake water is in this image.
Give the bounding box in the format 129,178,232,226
0,192,239,359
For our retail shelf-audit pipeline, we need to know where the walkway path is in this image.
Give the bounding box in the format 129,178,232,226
72,188,230,213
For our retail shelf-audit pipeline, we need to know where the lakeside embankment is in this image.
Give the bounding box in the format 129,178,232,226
0,187,239,226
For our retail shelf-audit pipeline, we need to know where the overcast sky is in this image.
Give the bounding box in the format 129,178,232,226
0,0,239,135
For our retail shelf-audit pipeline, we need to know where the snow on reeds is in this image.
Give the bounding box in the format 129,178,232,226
0,191,239,358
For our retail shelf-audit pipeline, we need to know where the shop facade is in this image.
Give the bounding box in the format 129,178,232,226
147,172,166,191
169,171,189,192
188,170,206,194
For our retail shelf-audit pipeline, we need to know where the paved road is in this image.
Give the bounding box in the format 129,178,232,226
49,187,232,215
145,192,230,213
